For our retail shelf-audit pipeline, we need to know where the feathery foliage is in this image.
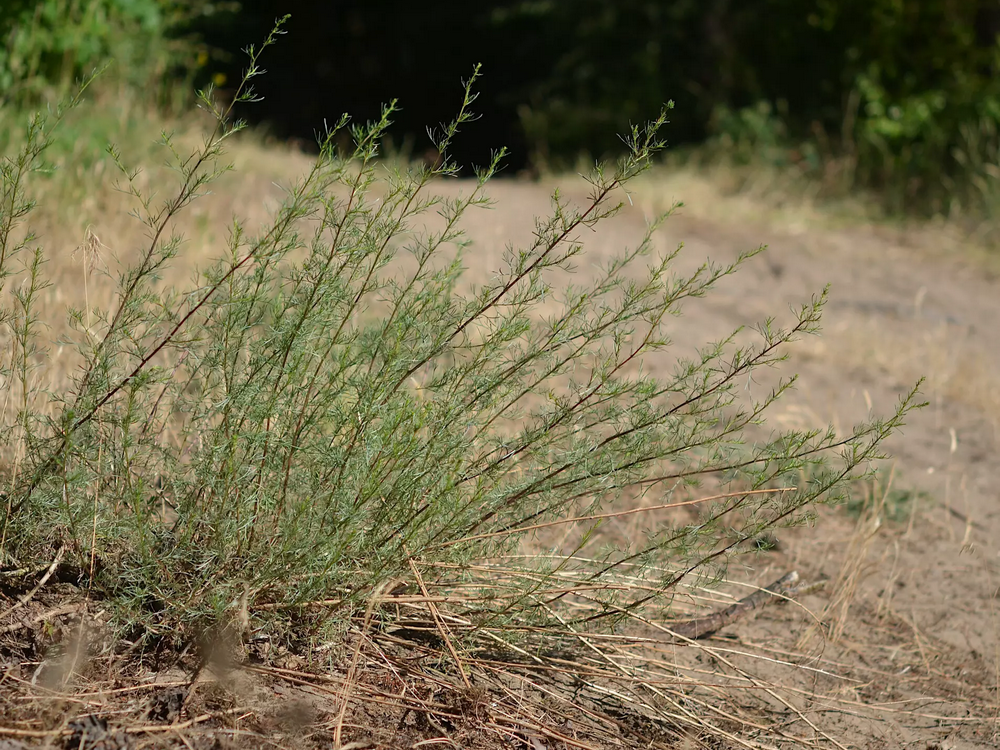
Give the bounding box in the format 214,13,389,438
0,19,920,652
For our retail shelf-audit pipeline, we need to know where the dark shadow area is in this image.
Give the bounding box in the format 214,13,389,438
199,1,537,172
180,0,1000,208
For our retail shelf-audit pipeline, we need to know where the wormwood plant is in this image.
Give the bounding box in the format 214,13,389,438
0,20,920,660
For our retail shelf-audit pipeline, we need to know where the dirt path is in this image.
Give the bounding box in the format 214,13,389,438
450,176,1000,748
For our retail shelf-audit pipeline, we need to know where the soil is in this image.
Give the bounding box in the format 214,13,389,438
1,169,997,749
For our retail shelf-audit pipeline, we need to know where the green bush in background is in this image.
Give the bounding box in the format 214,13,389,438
495,0,1000,219
4,0,999,220
0,0,232,106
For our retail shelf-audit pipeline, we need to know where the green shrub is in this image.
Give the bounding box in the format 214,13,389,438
0,0,230,105
852,63,1000,217
0,20,920,653
492,0,1000,220
706,101,796,169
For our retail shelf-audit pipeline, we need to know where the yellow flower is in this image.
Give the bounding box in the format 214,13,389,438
212,72,227,87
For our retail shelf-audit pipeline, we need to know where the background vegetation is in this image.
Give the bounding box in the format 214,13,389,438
4,0,999,219
0,0,229,107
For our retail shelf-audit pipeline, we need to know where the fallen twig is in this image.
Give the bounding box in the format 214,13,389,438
0,545,65,621
0,602,84,636
664,571,806,641
408,555,472,689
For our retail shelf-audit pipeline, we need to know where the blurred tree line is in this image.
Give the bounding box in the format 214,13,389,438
2,0,999,216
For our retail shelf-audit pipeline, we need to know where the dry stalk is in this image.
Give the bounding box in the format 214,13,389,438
804,472,893,647
432,487,795,550
0,544,66,621
407,555,472,689
334,578,397,748
0,602,84,636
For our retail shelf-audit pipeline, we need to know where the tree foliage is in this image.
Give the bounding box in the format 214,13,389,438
495,0,1000,212
0,0,230,104
6,1,999,212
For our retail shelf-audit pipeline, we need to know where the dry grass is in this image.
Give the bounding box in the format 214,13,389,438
629,163,1000,277
3,544,994,749
800,319,1000,429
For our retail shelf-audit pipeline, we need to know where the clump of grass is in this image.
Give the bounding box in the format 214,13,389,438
845,467,928,525
0,18,922,743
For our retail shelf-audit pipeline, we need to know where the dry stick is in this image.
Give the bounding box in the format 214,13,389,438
0,544,66,622
334,578,398,749
406,556,472,690
12,680,191,702
0,726,69,739
126,708,247,734
617,601,844,750
664,571,801,641
0,562,53,578
89,432,104,591
432,487,795,550
255,597,344,611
